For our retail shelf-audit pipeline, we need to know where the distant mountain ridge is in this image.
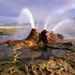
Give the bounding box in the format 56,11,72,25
0,23,29,26
0,21,44,26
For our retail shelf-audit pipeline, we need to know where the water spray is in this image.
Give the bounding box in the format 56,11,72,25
20,7,35,28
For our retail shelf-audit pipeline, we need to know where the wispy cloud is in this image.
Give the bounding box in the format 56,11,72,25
0,0,75,22
0,16,18,23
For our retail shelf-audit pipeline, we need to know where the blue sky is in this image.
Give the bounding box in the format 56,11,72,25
0,0,75,23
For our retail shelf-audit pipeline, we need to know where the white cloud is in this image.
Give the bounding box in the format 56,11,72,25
0,0,75,22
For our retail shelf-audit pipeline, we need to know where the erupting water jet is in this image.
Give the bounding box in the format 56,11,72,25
44,15,51,30
52,19,75,38
13,8,35,40
35,22,38,29
52,19,73,31
19,7,35,28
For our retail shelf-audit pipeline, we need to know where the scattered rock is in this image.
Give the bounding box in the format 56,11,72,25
57,33,66,40
64,42,74,46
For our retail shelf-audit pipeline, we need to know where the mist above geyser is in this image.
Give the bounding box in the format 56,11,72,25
13,7,75,40
13,8,35,40
19,8,35,28
43,11,75,39
52,19,75,39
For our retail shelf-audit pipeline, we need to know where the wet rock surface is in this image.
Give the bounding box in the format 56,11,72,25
63,42,74,46
26,59,75,75
0,59,75,75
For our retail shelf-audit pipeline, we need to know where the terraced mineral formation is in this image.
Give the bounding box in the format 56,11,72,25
0,29,71,47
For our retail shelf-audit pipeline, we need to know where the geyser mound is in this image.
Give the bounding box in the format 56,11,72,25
0,29,66,46
27,29,39,39
27,28,40,43
41,30,59,43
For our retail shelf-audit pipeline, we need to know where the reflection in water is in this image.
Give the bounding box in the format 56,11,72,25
31,55,35,62
43,50,52,60
0,45,18,62
52,49,68,58
0,44,75,65
16,46,69,65
29,48,68,61
69,53,75,56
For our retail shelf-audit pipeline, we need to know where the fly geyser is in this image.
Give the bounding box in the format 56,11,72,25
0,28,66,46
0,8,75,46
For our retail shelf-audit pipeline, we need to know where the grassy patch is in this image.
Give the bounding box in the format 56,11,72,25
0,61,15,65
0,28,15,35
